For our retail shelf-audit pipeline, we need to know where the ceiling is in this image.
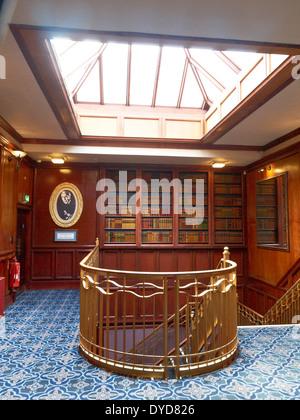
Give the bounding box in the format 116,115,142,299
1,0,300,167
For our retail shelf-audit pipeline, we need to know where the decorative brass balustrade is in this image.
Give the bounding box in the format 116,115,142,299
79,241,238,379
238,279,300,326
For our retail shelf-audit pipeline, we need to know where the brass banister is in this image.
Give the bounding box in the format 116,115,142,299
79,240,238,379
238,279,300,326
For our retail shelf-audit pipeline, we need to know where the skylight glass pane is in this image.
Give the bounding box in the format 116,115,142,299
155,46,186,107
225,51,263,71
76,62,100,103
51,38,75,56
180,66,204,108
51,39,102,94
270,54,288,72
189,48,235,90
130,44,160,106
199,71,223,103
52,40,101,78
102,43,128,104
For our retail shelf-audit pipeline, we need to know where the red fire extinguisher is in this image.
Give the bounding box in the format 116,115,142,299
9,257,20,288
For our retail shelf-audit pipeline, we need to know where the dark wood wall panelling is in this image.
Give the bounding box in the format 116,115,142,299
245,145,300,314
29,164,247,299
31,167,98,289
2,143,300,316
0,145,34,305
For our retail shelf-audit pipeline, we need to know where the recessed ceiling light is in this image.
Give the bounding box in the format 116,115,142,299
211,161,226,168
51,158,65,164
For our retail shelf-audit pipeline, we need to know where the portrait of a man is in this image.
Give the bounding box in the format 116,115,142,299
56,190,76,221
49,183,83,228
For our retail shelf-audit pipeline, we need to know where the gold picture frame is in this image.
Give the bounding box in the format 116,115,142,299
49,182,83,228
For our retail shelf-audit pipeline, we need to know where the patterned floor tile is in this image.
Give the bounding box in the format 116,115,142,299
0,290,299,400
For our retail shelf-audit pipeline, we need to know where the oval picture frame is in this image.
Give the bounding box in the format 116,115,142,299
49,182,83,228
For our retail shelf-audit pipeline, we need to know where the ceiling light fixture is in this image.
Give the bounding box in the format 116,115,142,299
51,157,65,164
211,161,227,169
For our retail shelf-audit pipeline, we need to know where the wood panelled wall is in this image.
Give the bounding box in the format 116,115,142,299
0,144,34,305
28,164,247,302
31,167,98,289
245,145,300,313
1,142,300,317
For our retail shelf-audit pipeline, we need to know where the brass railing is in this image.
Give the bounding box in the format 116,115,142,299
79,241,238,379
238,279,300,326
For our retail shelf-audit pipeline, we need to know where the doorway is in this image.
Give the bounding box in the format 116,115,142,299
16,208,31,288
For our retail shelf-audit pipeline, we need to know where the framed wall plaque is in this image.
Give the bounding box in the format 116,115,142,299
54,230,77,242
49,183,83,228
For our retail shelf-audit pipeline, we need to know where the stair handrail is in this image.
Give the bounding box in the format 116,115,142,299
238,278,300,326
79,241,238,379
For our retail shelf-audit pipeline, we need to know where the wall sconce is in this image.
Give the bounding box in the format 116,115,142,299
210,161,227,169
10,150,27,172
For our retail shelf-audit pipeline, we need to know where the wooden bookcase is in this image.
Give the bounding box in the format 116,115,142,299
214,173,243,245
141,170,173,244
104,169,137,244
256,178,278,245
178,171,209,244
101,167,244,248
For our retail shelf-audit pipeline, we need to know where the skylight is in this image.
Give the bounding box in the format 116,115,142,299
50,38,288,116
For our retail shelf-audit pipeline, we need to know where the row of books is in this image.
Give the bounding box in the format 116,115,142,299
215,207,242,218
179,173,207,181
141,207,173,216
143,172,173,182
142,231,173,243
179,231,209,243
105,232,136,243
256,183,276,195
105,218,136,229
215,231,243,243
257,231,277,244
142,218,173,229
179,218,208,230
256,196,276,206
215,185,242,195
256,208,277,218
257,219,277,230
215,218,242,230
214,196,242,206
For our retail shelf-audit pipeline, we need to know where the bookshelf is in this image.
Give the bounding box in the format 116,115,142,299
214,173,243,244
101,167,245,248
178,172,209,244
104,170,137,244
256,178,278,245
141,171,173,244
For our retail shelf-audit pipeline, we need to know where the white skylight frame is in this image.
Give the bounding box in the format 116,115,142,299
50,38,288,112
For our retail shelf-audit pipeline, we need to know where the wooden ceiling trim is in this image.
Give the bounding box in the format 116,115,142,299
8,24,300,151
10,25,81,140
201,57,297,145
10,24,300,55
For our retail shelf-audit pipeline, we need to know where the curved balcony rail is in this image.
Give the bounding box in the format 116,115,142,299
79,240,238,379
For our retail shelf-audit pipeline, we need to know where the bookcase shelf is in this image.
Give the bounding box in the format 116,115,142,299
214,173,243,244
141,171,173,244
256,178,278,245
178,172,209,244
104,170,137,244
101,167,245,248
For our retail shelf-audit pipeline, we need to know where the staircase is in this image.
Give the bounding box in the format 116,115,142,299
123,286,226,377
238,278,300,326
79,243,239,379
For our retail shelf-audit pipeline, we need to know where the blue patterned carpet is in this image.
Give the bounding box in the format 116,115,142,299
0,289,299,400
